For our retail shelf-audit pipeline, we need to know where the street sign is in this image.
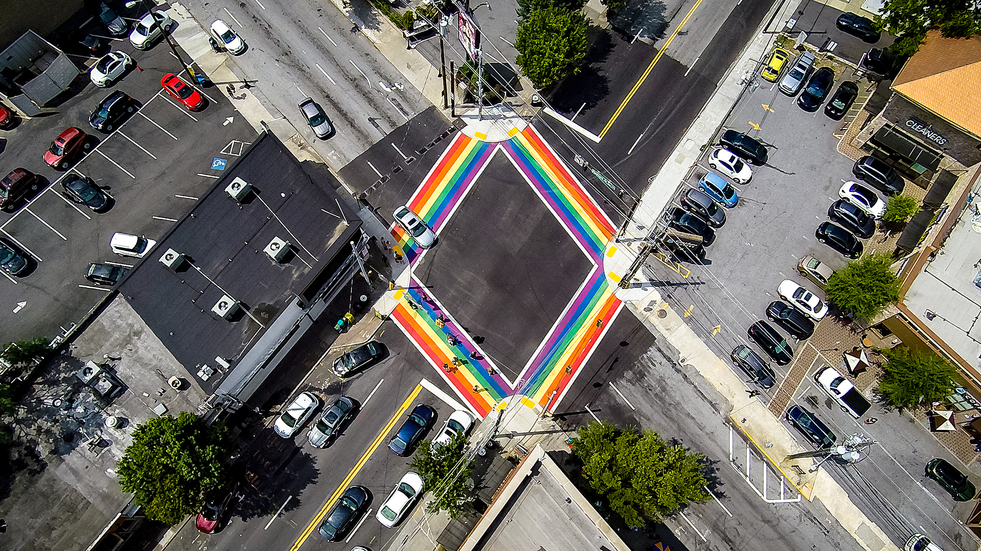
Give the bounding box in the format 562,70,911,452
211,158,227,170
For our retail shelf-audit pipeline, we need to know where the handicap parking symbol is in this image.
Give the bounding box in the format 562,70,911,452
211,158,227,170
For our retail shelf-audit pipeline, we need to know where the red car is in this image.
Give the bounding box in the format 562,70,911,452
195,482,239,533
0,104,14,129
161,73,205,111
43,127,90,169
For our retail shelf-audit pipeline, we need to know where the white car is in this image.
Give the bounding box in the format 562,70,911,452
130,11,173,50
210,19,246,55
708,148,753,184
110,233,156,258
90,51,133,87
274,392,320,438
777,279,828,320
433,410,473,447
376,472,424,528
394,206,437,249
838,181,885,219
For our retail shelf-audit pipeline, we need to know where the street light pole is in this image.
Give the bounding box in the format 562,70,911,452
125,0,196,79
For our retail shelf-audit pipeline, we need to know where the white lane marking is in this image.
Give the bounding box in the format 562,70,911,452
264,496,290,530
685,56,700,77
223,7,243,27
345,508,371,543
679,511,708,541
138,111,178,140
2,230,42,262
53,190,92,219
391,143,407,159
608,382,636,410
78,284,112,292
186,80,216,105
362,379,384,407
105,261,133,268
319,26,337,46
175,194,198,200
116,131,157,159
315,63,336,85
387,97,409,121
704,486,732,516
584,403,601,423
94,150,136,179
627,132,645,156
160,96,200,121
420,378,472,417
197,173,221,179
366,161,382,178
153,216,178,222
253,0,265,9
1,271,17,285
348,60,371,85
24,208,66,240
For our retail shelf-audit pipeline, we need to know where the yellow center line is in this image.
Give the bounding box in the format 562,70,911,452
598,0,705,139
289,383,423,550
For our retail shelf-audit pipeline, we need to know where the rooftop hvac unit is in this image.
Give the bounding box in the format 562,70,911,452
212,295,240,320
76,361,103,384
159,248,186,269
225,177,252,202
264,237,290,263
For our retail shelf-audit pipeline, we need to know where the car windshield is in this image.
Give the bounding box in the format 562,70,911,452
68,179,99,202
315,418,332,434
200,503,219,521
406,219,427,237
281,411,297,428
380,505,397,521
447,419,464,433
705,201,719,216
409,413,425,426
321,521,337,538
137,23,150,37
97,57,112,72
220,30,236,43
308,109,326,126
399,482,417,497
721,184,735,199
789,67,804,80
326,409,340,424
0,245,14,265
48,142,64,156
730,157,744,172
174,83,193,100
97,105,111,119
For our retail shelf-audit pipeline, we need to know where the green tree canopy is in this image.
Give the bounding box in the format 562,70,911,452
2,337,51,368
117,412,230,524
572,421,710,527
879,346,957,408
600,0,628,18
825,253,900,319
883,194,919,224
517,0,588,19
879,0,981,55
515,7,589,89
409,434,474,519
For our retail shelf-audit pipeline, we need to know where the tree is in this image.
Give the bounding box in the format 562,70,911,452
879,0,981,56
825,253,900,319
0,383,13,416
516,0,588,19
878,346,956,408
2,337,51,368
409,434,475,519
572,421,709,527
883,194,919,224
117,412,230,524
600,0,628,18
516,7,589,89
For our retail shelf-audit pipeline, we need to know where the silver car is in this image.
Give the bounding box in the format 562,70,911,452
298,97,334,139
308,396,356,448
394,206,437,248
778,51,815,96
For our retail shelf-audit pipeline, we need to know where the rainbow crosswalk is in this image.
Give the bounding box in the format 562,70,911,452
389,125,622,418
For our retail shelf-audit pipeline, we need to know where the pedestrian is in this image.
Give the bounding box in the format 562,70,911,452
435,318,444,328
469,351,479,360
864,417,878,424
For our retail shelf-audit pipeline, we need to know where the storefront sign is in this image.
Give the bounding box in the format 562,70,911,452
906,117,947,146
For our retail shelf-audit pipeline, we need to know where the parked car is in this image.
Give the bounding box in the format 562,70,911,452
162,73,205,111
394,206,437,248
828,199,875,238
195,481,239,533
0,168,40,211
389,404,436,456
308,396,356,448
707,148,752,184
433,410,474,447
815,365,871,418
85,263,128,285
786,405,836,448
130,11,173,50
319,485,370,540
839,181,886,219
797,255,834,288
766,301,815,340
62,175,110,212
110,233,156,258
0,238,30,276
825,81,859,120
836,12,880,43
719,129,768,165
925,458,976,501
747,321,793,365
905,535,944,551
668,207,715,245
778,50,816,96
96,2,128,36
90,51,134,87
680,188,726,228
797,67,835,111
0,103,14,129
777,279,828,320
90,91,135,132
376,472,424,528
862,48,896,75
730,344,776,388
210,19,246,54
698,172,738,208
273,391,320,438
853,156,905,195
816,221,863,259
44,127,89,169
761,47,790,82
332,341,383,377
298,97,334,139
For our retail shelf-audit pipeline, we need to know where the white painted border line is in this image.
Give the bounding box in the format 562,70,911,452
542,107,601,143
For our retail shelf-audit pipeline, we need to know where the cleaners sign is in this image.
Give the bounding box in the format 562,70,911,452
906,117,947,146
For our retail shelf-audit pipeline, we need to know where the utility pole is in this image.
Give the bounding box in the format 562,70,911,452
126,0,196,80
476,48,483,120
439,16,448,109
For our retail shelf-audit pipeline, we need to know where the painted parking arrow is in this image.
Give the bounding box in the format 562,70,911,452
223,117,234,126
13,301,26,313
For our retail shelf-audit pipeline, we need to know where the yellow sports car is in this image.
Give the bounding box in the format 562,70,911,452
761,47,790,82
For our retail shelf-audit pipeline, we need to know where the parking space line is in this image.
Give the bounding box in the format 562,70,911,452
196,173,221,179
2,231,42,262
175,194,198,200
153,216,178,222
253,0,266,9
137,111,179,140
116,131,157,159
78,284,112,292
319,26,337,47
160,96,200,121
223,7,243,27
105,261,133,268
315,63,336,86
344,508,371,542
53,190,92,220
94,150,136,179
1,271,17,285
24,208,66,240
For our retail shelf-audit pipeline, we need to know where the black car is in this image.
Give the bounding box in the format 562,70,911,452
747,321,793,365
332,341,383,377
719,129,767,165
828,199,875,238
766,301,815,340
0,237,30,276
816,221,863,258
89,91,135,132
786,405,836,448
825,81,859,120
862,48,895,75
85,263,128,285
680,188,725,227
62,175,110,212
318,485,370,540
389,403,436,456
668,207,715,245
836,13,880,43
853,156,905,195
926,458,977,501
730,344,776,388
797,67,835,111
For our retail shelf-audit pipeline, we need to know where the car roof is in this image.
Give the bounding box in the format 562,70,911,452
701,172,728,189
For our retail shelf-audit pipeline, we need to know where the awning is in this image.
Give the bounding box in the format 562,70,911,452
871,126,942,171
923,170,958,209
843,347,870,375
931,409,956,432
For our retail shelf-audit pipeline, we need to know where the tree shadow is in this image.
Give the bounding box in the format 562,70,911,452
549,26,613,114
610,0,668,40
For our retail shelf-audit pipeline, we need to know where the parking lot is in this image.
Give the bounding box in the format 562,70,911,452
0,24,256,344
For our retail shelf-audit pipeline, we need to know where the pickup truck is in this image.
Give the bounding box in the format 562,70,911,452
815,366,871,418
